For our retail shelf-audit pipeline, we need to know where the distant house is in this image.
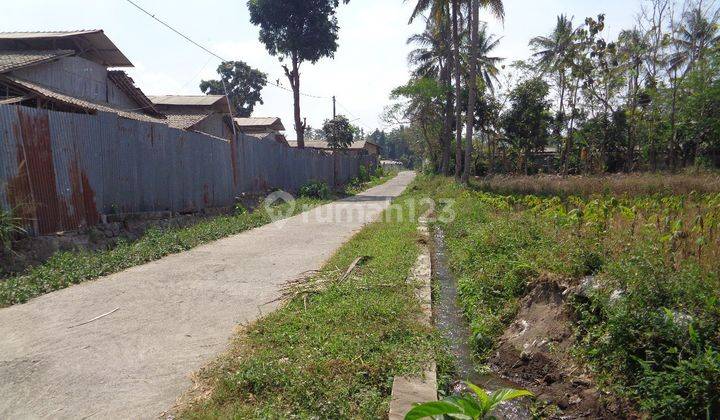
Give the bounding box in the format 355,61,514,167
0,30,164,122
234,117,288,146
287,139,381,156
149,95,234,141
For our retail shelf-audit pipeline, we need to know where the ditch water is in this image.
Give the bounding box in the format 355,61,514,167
431,228,531,419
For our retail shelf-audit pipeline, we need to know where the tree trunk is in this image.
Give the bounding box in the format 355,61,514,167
561,84,578,175
462,0,478,185
452,0,463,181
669,74,679,170
285,53,305,147
441,58,453,175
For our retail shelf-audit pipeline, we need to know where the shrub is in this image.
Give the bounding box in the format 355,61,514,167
0,208,26,251
298,181,330,199
234,202,248,215
358,165,370,183
421,174,720,417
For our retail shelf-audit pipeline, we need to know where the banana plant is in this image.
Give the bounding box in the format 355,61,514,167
405,382,533,420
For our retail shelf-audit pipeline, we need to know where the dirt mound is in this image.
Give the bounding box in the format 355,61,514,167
489,277,630,419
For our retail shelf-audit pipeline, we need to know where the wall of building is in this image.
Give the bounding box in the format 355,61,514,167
194,112,232,140
0,104,376,235
10,56,138,110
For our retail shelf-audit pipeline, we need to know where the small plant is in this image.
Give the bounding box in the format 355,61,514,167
0,208,26,251
358,165,370,182
234,202,248,215
405,382,534,420
298,181,331,199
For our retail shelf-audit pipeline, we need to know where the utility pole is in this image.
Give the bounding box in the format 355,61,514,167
332,95,336,118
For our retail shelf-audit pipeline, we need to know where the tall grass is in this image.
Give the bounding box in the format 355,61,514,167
477,172,720,197
0,208,25,250
420,175,720,417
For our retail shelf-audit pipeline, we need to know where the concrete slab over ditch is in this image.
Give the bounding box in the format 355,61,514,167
388,217,437,419
0,172,416,420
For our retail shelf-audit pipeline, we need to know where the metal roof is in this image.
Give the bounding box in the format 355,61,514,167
161,109,213,130
107,70,163,117
0,49,74,73
0,30,133,67
287,140,379,150
148,95,226,106
234,117,285,131
0,75,166,123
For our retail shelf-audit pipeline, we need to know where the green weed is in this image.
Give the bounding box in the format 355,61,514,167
419,174,720,418
180,182,440,418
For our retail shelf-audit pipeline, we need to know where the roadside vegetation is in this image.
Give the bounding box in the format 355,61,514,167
0,171,391,307
422,174,719,418
179,180,439,419
384,0,720,179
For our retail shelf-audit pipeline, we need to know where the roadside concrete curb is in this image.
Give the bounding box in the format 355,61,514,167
388,217,437,419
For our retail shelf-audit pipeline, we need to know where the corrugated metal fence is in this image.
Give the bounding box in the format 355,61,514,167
0,105,377,235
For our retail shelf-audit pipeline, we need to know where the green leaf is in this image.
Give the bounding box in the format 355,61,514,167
488,388,535,407
464,382,490,404
404,401,464,420
447,395,482,418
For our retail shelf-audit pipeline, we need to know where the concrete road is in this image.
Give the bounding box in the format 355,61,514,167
0,171,416,419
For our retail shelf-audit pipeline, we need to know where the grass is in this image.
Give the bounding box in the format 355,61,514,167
179,179,440,419
477,171,720,197
0,207,26,251
0,171,392,307
418,174,720,418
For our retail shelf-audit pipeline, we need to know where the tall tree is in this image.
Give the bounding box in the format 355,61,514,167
463,0,504,183
408,0,454,174
247,0,348,147
322,115,355,149
501,77,553,174
407,14,454,174
530,15,576,173
669,5,720,75
199,61,267,117
452,0,464,180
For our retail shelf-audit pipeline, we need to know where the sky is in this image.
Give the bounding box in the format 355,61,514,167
3,0,644,139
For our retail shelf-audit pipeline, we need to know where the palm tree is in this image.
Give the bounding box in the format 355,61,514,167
450,0,463,180
669,6,720,76
618,28,650,171
666,5,719,168
407,24,447,79
407,16,454,173
461,25,502,90
408,0,503,180
463,0,504,184
530,14,576,173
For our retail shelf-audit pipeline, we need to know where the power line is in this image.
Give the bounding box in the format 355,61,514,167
337,101,375,131
123,0,331,100
124,0,225,61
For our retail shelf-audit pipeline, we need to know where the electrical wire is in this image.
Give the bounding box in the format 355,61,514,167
123,0,332,100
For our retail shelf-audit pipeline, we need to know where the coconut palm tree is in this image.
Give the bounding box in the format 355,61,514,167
407,24,447,79
669,6,720,76
530,14,577,173
408,0,503,180
463,0,504,184
529,14,575,121
461,25,502,90
408,3,454,174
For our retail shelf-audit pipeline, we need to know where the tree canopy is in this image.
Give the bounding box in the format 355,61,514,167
247,0,349,146
199,61,267,117
322,115,355,149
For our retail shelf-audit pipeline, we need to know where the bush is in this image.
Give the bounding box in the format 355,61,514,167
0,208,26,251
422,174,720,417
358,165,370,183
298,181,330,199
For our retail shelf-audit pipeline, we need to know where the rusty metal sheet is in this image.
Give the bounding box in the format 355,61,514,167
0,104,374,236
